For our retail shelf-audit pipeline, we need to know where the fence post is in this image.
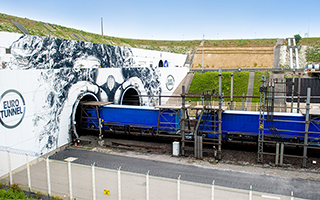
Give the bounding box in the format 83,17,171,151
249,185,252,200
177,175,181,200
118,166,121,200
146,171,149,200
7,150,12,186
291,191,294,200
211,180,215,200
46,157,51,197
92,163,96,200
68,161,73,200
26,154,31,193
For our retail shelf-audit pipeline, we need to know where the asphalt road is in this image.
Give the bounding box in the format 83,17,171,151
50,148,320,199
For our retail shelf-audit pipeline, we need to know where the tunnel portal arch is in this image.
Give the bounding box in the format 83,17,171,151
121,88,140,106
72,93,98,138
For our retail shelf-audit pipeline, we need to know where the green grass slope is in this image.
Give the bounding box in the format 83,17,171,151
188,71,268,103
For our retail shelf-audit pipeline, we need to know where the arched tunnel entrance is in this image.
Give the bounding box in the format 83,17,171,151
73,94,98,137
121,88,140,106
73,88,140,138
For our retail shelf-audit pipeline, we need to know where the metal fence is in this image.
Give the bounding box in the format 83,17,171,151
0,152,300,200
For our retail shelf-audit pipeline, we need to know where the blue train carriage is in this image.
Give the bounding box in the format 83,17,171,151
197,110,320,143
85,104,183,136
220,110,320,142
301,109,320,145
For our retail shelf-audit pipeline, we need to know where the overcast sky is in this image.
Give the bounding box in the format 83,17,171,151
1,0,319,40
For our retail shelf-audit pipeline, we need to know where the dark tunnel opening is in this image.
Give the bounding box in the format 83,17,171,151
122,88,140,106
74,94,97,137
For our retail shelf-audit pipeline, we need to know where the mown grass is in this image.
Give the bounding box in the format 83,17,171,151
188,71,249,102
299,37,320,46
188,71,270,103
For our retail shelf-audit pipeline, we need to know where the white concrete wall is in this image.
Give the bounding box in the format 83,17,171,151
0,32,189,178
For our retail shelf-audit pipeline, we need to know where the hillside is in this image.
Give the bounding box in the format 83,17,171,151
1,13,320,69
0,13,304,54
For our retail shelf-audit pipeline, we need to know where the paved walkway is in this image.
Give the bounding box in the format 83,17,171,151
1,148,311,200
273,38,284,69
40,149,318,199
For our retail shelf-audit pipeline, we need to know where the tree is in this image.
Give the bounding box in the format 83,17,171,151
294,34,302,44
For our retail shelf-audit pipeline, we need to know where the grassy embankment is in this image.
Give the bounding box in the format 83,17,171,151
4,13,319,54
187,71,269,105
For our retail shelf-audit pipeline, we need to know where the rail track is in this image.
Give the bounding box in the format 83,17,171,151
76,130,320,170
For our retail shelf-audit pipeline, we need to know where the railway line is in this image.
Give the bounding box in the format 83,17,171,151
75,132,320,170
72,71,320,169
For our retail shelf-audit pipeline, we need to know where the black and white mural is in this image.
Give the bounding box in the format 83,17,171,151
0,32,188,171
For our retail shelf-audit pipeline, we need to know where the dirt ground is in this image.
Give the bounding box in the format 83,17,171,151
73,135,320,181
191,46,274,69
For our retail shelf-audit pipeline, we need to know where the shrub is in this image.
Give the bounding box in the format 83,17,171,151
294,34,302,44
0,188,32,199
10,183,21,192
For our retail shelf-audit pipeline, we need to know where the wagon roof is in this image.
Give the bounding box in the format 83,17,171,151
301,109,320,116
81,101,113,106
155,104,191,109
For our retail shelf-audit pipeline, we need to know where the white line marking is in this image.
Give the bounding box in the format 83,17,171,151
261,195,281,199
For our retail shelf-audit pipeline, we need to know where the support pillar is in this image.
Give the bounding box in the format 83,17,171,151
291,70,295,113
181,86,186,156
194,107,204,159
218,67,222,160
275,142,279,165
303,88,311,168
258,75,267,163
96,106,104,147
280,142,284,166
230,73,234,110
297,72,301,113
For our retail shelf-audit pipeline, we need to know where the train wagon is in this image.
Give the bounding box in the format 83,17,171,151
86,104,181,134
198,110,320,142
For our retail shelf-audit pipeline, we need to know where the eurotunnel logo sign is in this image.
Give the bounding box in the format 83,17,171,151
0,89,25,129
166,75,175,91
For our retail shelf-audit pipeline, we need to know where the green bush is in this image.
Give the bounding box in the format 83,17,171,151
294,34,302,44
10,183,21,192
0,188,33,199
